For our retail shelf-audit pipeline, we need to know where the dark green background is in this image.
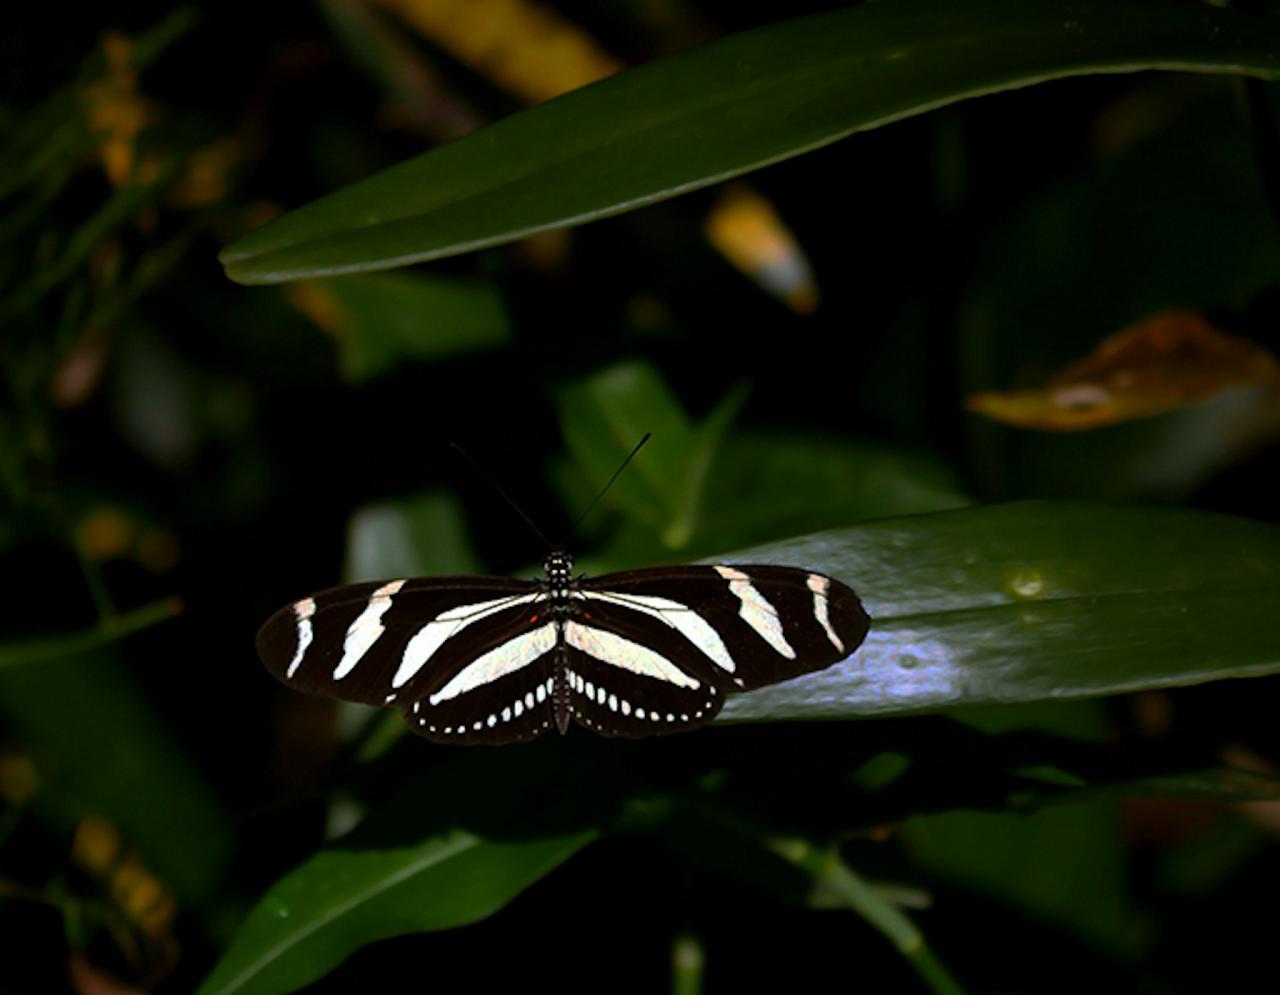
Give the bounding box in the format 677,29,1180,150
4,2,1280,993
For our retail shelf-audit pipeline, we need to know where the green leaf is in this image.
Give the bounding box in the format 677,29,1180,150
199,748,601,995
698,433,970,551
1064,766,1280,804
556,361,743,548
221,0,1280,282
903,801,1145,955
1159,814,1267,897
199,827,593,995
285,273,509,382
199,828,592,995
344,491,482,581
669,381,750,549
949,699,1110,742
563,427,971,573
718,501,1280,722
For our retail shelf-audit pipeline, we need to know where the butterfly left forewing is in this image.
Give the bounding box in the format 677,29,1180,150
255,576,540,706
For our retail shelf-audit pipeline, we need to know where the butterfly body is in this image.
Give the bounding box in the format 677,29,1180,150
257,550,870,746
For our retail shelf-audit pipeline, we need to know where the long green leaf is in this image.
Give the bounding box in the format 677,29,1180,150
199,828,593,995
903,802,1141,954
720,502,1280,721
199,746,602,995
221,0,1280,282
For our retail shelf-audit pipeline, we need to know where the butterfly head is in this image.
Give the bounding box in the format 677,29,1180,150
543,549,574,592
544,549,574,578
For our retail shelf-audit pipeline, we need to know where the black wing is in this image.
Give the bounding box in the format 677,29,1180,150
567,564,869,737
256,576,561,744
257,564,869,745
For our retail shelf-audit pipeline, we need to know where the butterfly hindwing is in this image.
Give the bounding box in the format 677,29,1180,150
561,641,725,738
401,626,559,745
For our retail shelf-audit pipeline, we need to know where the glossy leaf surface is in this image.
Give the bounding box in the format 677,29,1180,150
720,501,1280,721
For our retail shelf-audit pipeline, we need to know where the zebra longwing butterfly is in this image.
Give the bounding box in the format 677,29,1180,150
256,550,870,745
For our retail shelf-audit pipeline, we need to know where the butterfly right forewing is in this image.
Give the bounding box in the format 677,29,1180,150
578,564,869,691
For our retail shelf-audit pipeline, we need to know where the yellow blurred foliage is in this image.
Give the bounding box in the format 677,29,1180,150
966,311,1280,431
373,0,622,103
169,138,241,208
72,507,178,571
0,753,40,805
81,30,238,207
135,528,181,573
72,816,123,876
111,856,165,923
73,818,177,938
81,32,160,187
77,506,136,561
285,281,346,337
705,185,819,314
515,227,573,272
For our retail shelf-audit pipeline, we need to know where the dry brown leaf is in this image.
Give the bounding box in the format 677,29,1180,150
966,310,1280,430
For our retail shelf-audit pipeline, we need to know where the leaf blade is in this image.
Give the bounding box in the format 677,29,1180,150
198,827,594,995
221,0,1280,282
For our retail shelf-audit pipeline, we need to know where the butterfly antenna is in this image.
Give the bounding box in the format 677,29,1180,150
449,441,556,550
572,432,651,532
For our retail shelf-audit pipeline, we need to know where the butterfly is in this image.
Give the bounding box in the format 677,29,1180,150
256,548,870,745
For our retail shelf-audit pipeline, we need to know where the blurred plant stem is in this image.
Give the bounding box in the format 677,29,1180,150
671,932,705,995
771,839,969,995
0,598,182,670
74,542,117,621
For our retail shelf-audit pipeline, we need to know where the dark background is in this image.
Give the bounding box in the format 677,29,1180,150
3,1,1279,992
